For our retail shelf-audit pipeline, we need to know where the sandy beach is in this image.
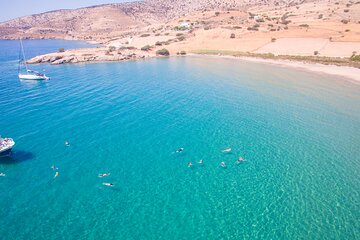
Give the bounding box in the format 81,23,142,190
190,54,360,83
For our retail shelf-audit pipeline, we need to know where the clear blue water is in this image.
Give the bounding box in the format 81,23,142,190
0,40,360,240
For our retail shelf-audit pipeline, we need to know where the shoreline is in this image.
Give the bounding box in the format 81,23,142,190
188,53,360,83
27,47,360,83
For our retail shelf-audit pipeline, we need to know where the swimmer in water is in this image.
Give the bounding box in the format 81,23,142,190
98,173,110,178
65,140,70,146
51,165,59,170
188,162,193,168
198,159,203,164
54,171,59,178
175,148,184,153
0,173,5,177
103,182,114,187
236,156,244,165
220,162,227,168
222,148,232,153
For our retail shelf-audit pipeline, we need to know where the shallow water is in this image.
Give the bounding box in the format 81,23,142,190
0,40,359,240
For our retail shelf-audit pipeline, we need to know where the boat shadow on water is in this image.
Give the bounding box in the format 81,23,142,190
0,150,35,164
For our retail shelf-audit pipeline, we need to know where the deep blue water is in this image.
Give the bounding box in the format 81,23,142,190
0,40,360,240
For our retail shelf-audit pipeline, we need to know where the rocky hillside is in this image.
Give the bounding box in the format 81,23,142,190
0,0,311,41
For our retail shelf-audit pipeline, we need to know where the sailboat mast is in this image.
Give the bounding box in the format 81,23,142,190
20,39,28,72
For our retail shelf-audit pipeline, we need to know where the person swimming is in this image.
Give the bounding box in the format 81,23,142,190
236,157,244,164
51,165,59,170
220,162,227,168
188,162,193,168
98,173,110,178
198,159,203,164
54,171,59,178
175,148,184,153
222,148,232,153
65,140,70,146
103,182,114,187
0,173,5,177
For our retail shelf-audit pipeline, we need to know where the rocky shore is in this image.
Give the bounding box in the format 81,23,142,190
27,47,154,65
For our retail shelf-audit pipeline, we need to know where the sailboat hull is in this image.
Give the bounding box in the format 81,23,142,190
18,74,49,80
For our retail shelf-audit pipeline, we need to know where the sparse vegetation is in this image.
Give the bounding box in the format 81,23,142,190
155,41,162,46
299,24,309,28
176,33,184,37
156,48,170,56
177,51,186,55
230,33,235,39
350,55,360,61
140,33,150,37
177,35,186,41
318,14,323,19
215,12,220,16
341,19,349,24
271,38,276,42
108,46,116,52
248,12,256,19
247,26,259,31
345,29,350,32
191,50,360,68
314,51,319,55
174,26,188,31
58,48,65,53
344,9,349,13
141,45,152,51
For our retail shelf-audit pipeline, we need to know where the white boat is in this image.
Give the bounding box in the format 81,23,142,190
0,137,15,157
18,40,49,81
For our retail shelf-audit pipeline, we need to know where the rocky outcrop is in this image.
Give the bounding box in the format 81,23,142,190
27,47,153,65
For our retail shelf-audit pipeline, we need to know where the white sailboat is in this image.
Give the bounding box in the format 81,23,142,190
18,40,49,80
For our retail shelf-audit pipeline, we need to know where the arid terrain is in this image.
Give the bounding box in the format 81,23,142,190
1,0,359,65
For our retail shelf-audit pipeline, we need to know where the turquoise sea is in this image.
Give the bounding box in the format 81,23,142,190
0,40,359,240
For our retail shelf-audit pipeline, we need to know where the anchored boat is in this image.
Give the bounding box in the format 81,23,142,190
18,39,49,81
0,137,15,157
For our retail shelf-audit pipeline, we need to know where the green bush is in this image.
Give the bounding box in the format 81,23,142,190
156,48,170,56
58,48,65,53
350,54,360,61
177,35,186,41
141,45,152,51
247,26,259,31
174,26,188,31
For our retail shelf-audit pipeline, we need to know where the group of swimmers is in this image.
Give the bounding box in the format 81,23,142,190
174,147,246,169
